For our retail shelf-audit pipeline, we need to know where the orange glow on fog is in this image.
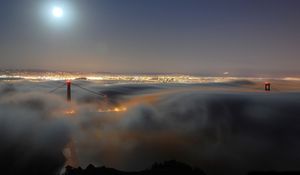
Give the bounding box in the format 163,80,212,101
62,106,128,116
64,109,76,115
98,107,127,113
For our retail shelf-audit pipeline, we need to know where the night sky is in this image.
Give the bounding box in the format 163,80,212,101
0,0,299,76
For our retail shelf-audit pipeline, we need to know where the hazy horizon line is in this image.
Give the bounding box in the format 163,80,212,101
1,68,300,78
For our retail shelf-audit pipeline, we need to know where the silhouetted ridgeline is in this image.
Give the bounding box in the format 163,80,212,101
248,172,300,175
64,160,300,175
64,160,206,175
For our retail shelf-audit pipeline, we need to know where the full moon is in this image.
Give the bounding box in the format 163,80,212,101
52,7,63,18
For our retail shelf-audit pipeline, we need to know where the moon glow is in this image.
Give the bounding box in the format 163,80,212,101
52,7,63,18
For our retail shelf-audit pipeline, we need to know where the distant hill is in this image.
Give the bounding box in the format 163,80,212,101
63,160,206,175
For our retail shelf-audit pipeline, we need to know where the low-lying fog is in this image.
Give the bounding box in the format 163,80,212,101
0,79,300,175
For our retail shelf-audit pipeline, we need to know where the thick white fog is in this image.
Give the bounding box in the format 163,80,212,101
0,79,300,175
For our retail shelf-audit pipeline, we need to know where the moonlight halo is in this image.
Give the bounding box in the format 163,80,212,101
52,7,63,18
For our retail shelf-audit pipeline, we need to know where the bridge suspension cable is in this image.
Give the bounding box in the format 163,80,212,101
72,83,106,98
48,83,66,93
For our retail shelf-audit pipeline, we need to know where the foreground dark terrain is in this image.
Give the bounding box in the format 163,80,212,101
64,160,300,175
64,160,206,175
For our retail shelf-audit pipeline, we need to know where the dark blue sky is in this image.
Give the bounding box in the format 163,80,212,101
0,0,299,76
